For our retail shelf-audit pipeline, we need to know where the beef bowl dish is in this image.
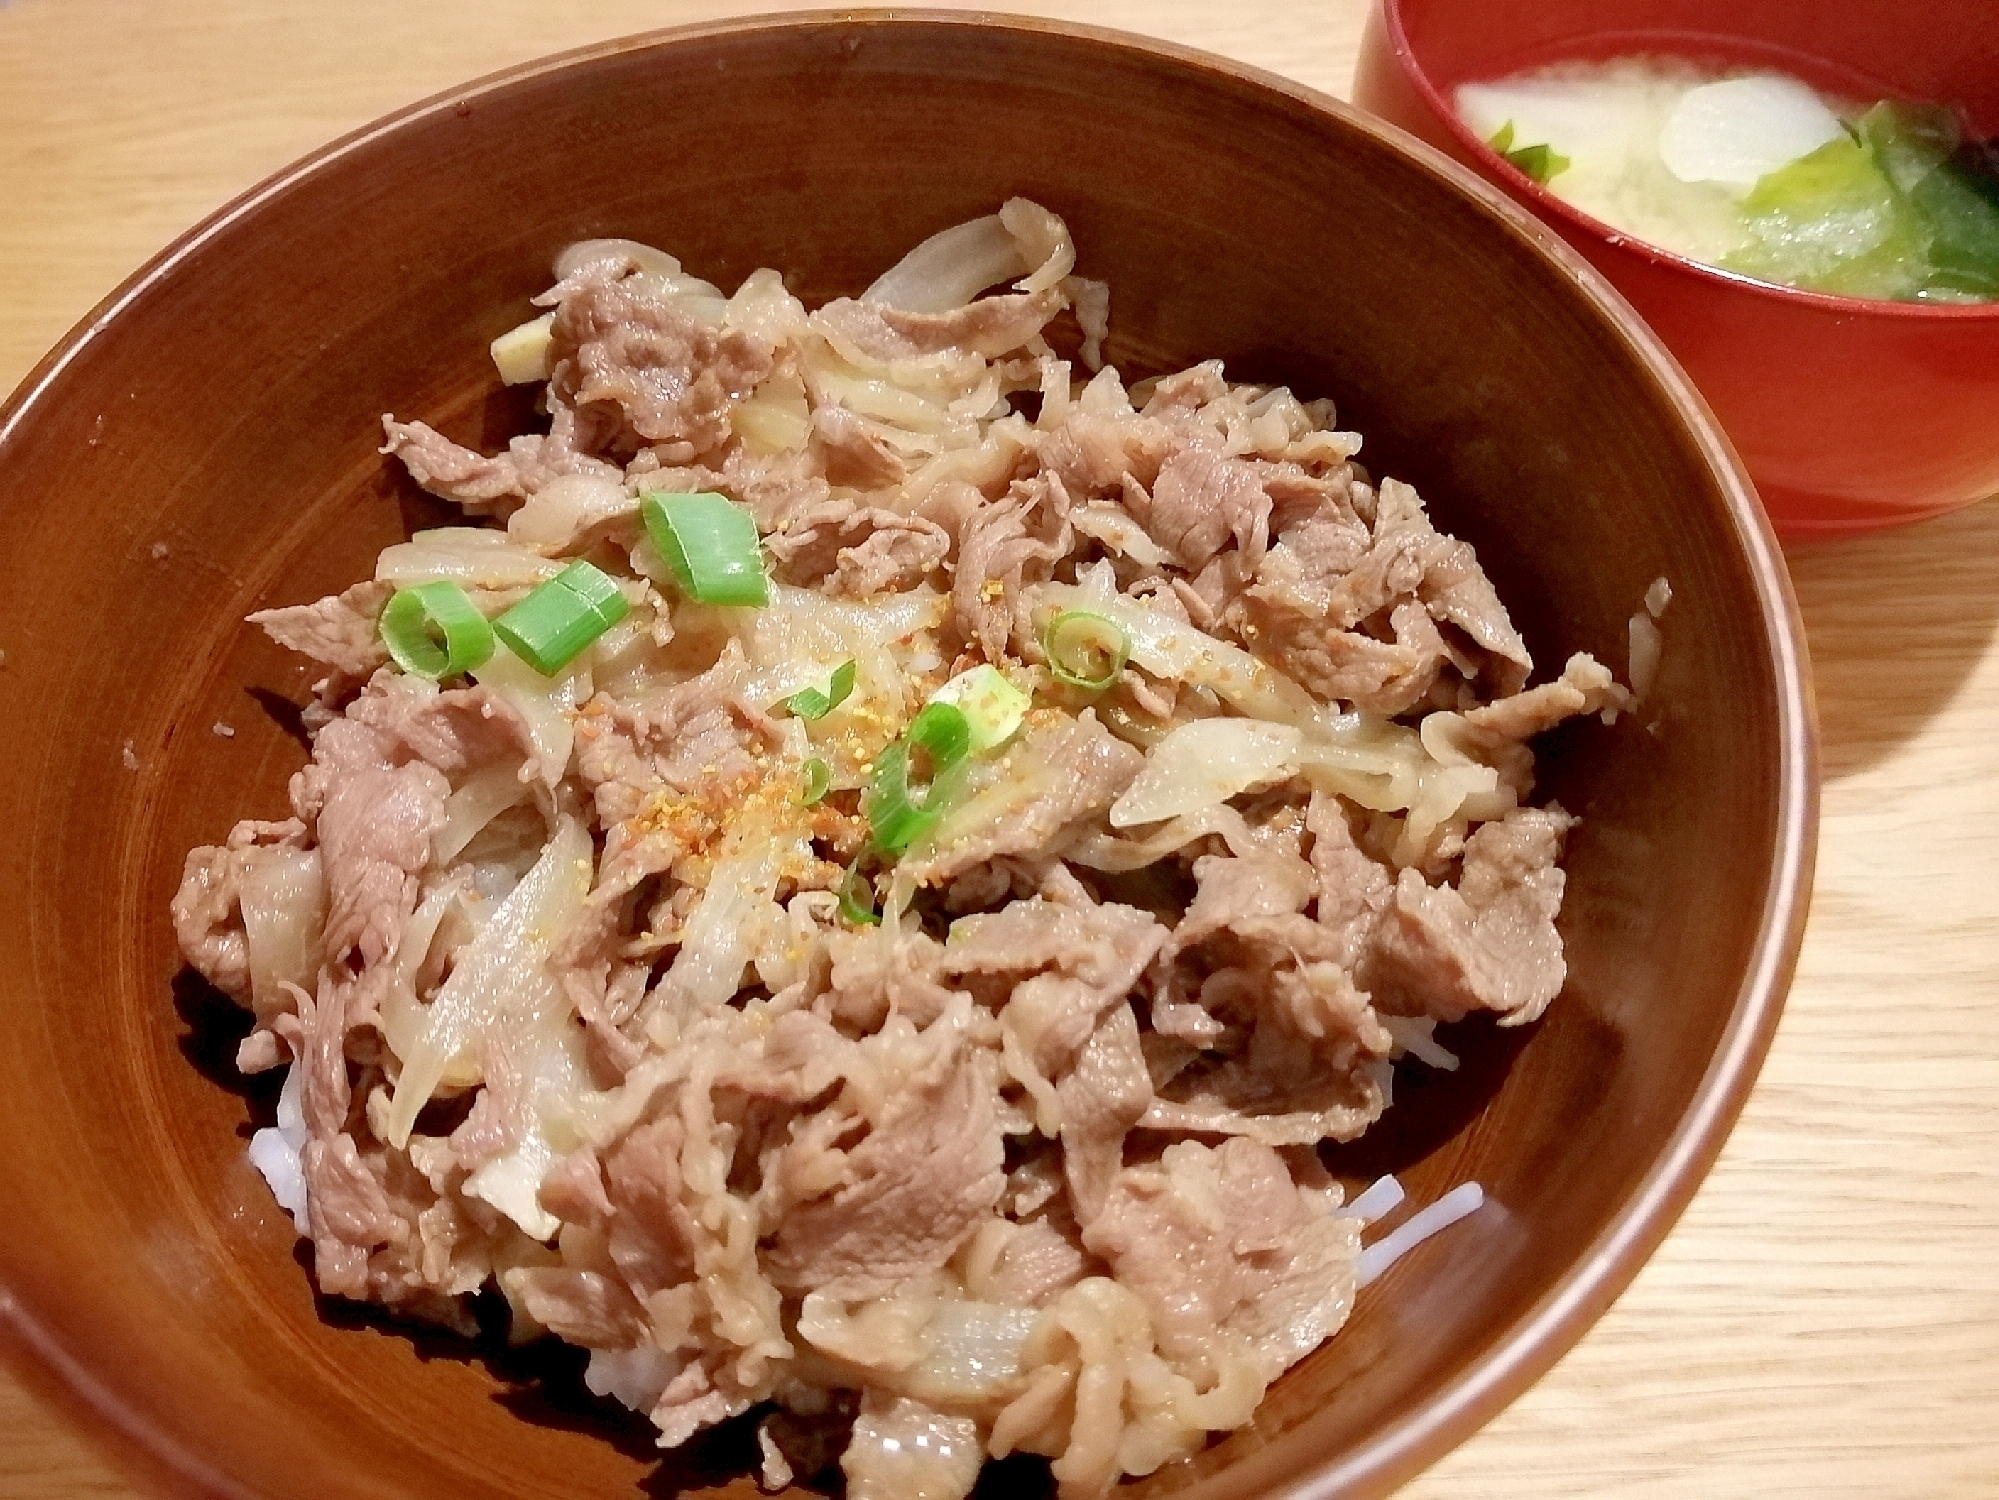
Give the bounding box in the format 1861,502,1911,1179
0,14,1814,1500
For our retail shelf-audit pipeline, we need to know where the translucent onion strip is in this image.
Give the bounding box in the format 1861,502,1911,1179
434,766,531,866
239,848,326,1011
1028,581,1328,733
861,215,1026,313
651,826,789,1019
382,815,592,1148
1109,720,1301,828
376,528,563,590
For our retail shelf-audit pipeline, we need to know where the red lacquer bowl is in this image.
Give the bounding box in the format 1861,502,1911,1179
1354,0,1999,537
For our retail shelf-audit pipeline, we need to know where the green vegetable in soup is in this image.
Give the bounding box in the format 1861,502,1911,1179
1856,100,1958,194
1488,119,1570,185
1910,161,1999,296
1727,135,1928,298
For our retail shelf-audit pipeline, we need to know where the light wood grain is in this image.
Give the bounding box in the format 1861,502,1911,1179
3,0,1995,1495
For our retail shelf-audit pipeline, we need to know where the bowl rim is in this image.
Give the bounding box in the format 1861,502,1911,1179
0,9,1820,1499
1372,0,1999,323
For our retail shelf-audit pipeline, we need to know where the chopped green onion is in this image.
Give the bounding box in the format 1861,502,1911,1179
929,665,1029,752
837,859,880,926
858,702,974,857
787,660,856,720
492,559,631,675
378,581,495,680
1042,609,1131,691
1488,119,1568,184
864,742,943,855
640,490,768,606
798,757,832,806
904,701,972,776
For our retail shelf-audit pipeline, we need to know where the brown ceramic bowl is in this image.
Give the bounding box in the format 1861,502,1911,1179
0,12,1814,1500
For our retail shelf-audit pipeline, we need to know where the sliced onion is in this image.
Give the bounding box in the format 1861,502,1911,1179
434,766,531,868
554,237,726,316
471,642,591,787
1000,197,1077,293
376,529,563,590
1109,720,1302,828
1070,502,1172,567
382,814,592,1148
240,848,326,1011
505,473,633,549
651,826,791,1020
862,215,1024,313
380,876,472,1078
462,1018,596,1240
894,1300,1039,1402
862,199,1079,312
1028,581,1330,733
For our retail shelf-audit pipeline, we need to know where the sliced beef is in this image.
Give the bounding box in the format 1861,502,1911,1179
307,724,445,973
303,1132,405,1299
1306,793,1395,969
982,1215,1094,1308
1082,1137,1360,1386
1366,805,1578,1026
506,1267,650,1348
573,651,782,831
600,1108,702,1296
1057,1003,1152,1226
248,580,393,679
340,679,535,781
1144,847,1391,1147
1240,477,1532,713
170,818,307,1001
1036,406,1177,496
763,1017,1004,1298
898,713,1142,893
809,406,909,492
938,895,1166,1077
1126,443,1271,572
631,446,831,531
766,499,949,599
541,266,776,456
1171,848,1318,951
952,473,1073,662
820,926,962,1032
381,392,628,515
1422,652,1627,796
379,419,528,513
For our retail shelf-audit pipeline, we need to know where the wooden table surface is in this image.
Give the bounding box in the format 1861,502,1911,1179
3,0,1995,1496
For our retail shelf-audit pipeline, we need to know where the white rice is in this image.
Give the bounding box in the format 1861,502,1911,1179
1356,1182,1486,1288
585,1345,677,1411
1380,1015,1461,1071
247,1064,310,1231
1344,1173,1407,1225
